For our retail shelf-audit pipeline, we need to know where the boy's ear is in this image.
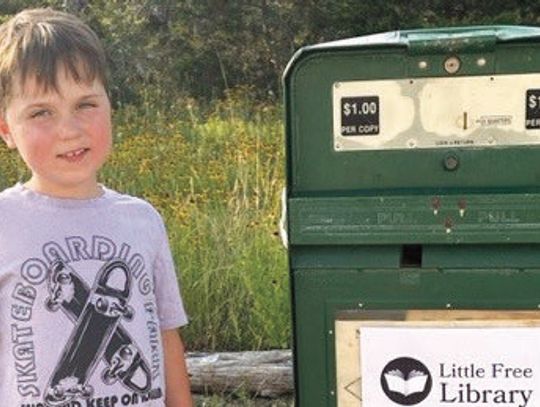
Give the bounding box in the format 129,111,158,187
0,117,15,149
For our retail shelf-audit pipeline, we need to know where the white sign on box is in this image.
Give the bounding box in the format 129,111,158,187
332,74,540,151
360,327,539,407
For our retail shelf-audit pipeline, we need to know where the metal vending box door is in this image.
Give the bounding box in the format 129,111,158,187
284,26,540,407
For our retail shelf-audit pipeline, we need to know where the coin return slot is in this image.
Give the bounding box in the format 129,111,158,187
401,245,423,268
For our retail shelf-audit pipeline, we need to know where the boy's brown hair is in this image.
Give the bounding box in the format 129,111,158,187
0,8,108,111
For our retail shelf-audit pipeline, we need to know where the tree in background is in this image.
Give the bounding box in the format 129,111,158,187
2,0,540,104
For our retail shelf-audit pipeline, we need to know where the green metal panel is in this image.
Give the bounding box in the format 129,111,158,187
293,268,540,406
292,244,540,269
289,193,540,245
284,26,540,407
284,27,540,195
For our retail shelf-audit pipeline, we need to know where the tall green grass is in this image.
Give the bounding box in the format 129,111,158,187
0,89,290,351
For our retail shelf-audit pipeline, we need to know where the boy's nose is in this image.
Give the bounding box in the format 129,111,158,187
58,116,83,140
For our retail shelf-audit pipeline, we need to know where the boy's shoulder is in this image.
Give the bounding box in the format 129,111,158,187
0,184,30,226
99,186,168,237
0,184,163,222
103,186,162,218
0,183,23,204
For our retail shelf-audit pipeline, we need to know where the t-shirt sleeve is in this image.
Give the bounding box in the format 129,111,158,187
152,215,188,330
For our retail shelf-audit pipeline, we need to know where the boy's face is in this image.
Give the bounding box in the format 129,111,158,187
0,67,112,198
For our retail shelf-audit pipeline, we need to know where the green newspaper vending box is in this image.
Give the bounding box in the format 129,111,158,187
284,26,540,407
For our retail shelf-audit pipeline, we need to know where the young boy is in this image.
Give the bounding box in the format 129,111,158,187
0,8,192,407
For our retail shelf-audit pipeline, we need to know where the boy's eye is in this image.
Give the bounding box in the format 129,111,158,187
29,109,51,119
78,102,97,110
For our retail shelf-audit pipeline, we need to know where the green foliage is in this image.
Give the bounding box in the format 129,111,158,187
0,148,27,190
195,394,293,406
2,1,540,103
296,0,540,42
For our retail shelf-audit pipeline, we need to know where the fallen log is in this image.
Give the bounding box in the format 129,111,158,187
186,350,293,398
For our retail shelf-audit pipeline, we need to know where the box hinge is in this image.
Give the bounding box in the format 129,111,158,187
406,31,497,55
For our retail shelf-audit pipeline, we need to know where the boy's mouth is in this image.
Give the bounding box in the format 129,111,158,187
58,148,89,161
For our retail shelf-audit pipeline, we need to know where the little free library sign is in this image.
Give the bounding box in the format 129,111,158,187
335,311,540,407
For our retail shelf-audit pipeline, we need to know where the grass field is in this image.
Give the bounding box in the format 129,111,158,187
0,89,291,352
194,395,293,406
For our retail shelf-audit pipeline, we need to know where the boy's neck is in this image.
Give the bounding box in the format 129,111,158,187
24,178,104,200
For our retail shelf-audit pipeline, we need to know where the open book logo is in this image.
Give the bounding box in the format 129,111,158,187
380,357,432,405
384,369,428,396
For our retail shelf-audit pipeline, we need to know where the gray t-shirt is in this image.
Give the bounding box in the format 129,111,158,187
0,183,188,407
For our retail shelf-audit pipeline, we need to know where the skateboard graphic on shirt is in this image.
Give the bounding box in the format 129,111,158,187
44,259,151,406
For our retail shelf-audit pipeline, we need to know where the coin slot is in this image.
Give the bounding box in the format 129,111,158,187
401,245,423,268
